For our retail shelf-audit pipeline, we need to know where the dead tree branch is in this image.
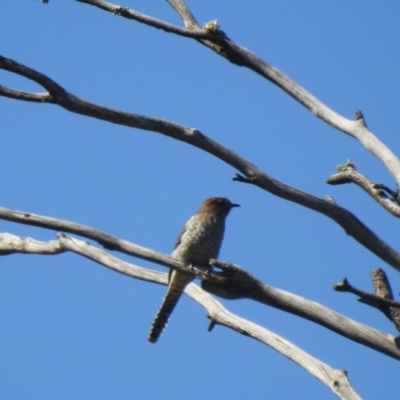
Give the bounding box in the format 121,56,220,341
0,230,363,397
1,57,400,272
75,0,400,194
0,213,398,361
334,271,400,333
327,161,400,216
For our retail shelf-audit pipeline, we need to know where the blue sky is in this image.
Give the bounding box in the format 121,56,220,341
1,1,400,399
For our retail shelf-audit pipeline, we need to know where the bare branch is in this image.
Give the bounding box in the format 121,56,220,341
327,161,400,216
189,284,362,400
0,205,397,364
0,57,65,99
2,3,397,396
204,261,400,360
74,0,400,190
2,218,399,361
0,218,366,396
166,0,199,29
75,0,213,38
0,85,49,102
1,58,400,272
334,277,400,309
334,272,400,333
0,205,219,282
59,233,166,283
0,233,65,255
56,233,361,398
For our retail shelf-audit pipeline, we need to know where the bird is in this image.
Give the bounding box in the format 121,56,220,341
148,197,239,343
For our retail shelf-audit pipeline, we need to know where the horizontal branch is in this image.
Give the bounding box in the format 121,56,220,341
0,210,399,362
0,85,49,102
1,57,400,273
0,233,65,255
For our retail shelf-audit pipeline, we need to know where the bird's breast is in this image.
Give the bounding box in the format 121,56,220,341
172,216,225,265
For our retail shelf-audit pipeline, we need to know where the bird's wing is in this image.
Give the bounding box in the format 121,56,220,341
172,216,194,250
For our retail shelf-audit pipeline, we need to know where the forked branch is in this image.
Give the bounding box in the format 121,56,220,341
1,57,400,272
0,231,362,398
334,270,400,332
0,212,398,361
76,0,400,193
327,161,400,216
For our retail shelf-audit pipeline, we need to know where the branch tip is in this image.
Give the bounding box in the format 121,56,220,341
332,278,349,291
355,109,368,128
233,173,256,184
207,319,217,332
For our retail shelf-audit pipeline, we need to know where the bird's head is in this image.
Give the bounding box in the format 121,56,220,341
198,197,240,218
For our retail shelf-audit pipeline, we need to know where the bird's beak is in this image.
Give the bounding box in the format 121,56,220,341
231,203,240,208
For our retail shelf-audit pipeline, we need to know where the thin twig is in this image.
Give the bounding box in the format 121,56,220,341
333,277,400,308
327,165,400,216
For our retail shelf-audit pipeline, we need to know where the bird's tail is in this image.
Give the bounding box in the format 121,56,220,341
148,270,194,343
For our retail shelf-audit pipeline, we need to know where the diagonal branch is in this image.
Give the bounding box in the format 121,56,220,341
62,233,361,398
166,0,199,29
193,281,362,400
1,56,400,272
0,231,361,398
75,0,400,192
0,208,215,282
204,261,400,361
